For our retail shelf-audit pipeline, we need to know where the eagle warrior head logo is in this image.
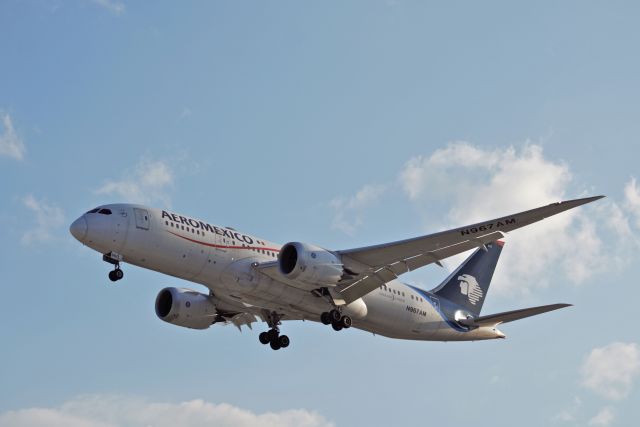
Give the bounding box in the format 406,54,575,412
457,274,483,305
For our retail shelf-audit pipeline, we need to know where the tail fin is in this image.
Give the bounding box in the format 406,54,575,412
432,240,503,316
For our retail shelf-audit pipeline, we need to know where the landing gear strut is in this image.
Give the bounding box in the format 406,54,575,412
258,311,290,351
321,309,352,331
103,252,124,282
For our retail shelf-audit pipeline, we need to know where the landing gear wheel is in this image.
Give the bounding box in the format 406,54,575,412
267,329,279,342
278,335,290,348
329,309,341,323
340,315,352,329
331,321,343,331
108,268,123,282
320,312,332,325
270,340,282,350
259,332,270,345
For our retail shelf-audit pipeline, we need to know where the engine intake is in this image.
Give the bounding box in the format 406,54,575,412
278,242,344,287
155,287,216,330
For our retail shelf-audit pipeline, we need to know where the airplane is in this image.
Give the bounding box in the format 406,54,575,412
69,195,603,350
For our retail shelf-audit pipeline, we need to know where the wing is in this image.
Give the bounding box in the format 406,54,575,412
459,303,572,327
334,196,603,304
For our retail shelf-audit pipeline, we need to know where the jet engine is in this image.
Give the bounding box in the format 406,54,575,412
155,287,217,330
278,242,344,287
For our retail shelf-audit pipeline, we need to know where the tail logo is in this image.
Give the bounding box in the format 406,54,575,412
458,274,483,305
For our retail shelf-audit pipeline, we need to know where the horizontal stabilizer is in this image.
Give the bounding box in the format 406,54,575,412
461,303,572,327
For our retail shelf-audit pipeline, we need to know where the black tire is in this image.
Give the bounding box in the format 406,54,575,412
320,312,332,325
108,271,118,282
278,335,290,348
341,316,352,329
329,309,341,322
331,321,343,331
114,268,124,280
259,332,270,345
270,340,281,350
267,329,279,342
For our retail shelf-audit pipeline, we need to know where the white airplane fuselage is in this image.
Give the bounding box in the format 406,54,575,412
70,203,505,342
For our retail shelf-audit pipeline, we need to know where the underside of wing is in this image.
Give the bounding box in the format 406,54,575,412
334,196,603,304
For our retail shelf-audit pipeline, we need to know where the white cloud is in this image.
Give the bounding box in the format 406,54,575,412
0,113,26,160
581,342,640,401
95,159,173,206
90,0,125,15
624,177,640,229
588,407,615,427
330,184,387,235
21,195,65,245
398,142,606,296
331,142,639,296
553,396,582,423
0,395,333,427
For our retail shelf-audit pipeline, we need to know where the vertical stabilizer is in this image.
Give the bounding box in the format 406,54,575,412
432,241,503,316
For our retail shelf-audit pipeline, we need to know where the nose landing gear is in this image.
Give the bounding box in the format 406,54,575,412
103,252,124,282
108,267,124,282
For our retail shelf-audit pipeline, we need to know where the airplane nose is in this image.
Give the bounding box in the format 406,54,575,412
70,216,88,242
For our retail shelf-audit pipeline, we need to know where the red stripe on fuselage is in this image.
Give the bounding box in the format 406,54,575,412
166,230,281,252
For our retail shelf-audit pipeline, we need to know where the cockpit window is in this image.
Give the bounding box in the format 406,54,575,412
86,208,100,214
98,208,112,215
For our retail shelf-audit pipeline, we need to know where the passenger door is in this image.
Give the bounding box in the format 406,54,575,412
133,208,150,230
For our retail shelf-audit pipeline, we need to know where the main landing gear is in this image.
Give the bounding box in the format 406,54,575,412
103,253,124,282
320,309,352,331
259,311,290,351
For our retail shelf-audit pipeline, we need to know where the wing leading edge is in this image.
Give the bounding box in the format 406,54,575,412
334,196,604,304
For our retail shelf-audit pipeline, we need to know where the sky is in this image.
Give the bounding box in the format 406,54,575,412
1,1,640,426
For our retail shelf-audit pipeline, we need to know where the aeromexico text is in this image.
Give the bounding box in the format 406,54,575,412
162,210,255,244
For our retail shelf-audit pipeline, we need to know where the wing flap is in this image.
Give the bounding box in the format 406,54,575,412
337,231,504,304
463,303,572,327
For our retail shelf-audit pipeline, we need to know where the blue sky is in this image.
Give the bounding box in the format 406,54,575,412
1,1,639,426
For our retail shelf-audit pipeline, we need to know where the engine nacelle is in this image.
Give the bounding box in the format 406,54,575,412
278,242,344,286
155,287,216,330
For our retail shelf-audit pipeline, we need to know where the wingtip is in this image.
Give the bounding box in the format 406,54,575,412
562,195,606,207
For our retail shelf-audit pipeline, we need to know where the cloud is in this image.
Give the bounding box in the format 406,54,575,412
588,407,615,427
624,177,640,229
581,342,640,400
21,195,65,245
398,142,607,296
0,113,26,160
90,0,125,15
330,184,387,235
0,395,334,427
553,396,582,423
95,159,173,207
330,142,640,296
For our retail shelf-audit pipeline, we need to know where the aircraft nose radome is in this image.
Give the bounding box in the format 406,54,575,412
69,216,88,242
